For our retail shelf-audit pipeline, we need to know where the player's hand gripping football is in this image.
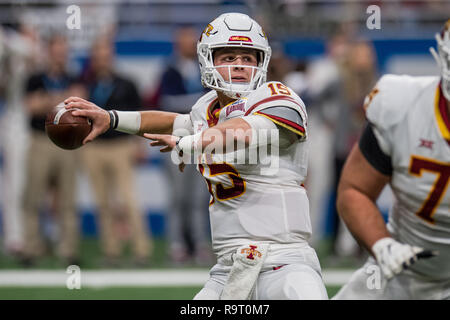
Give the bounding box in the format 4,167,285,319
371,237,438,279
64,96,110,144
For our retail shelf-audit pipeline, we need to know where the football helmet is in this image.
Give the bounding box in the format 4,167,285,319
197,13,272,99
431,19,450,100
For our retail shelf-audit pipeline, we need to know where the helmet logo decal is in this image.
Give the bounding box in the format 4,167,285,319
228,35,252,42
200,24,216,41
204,24,214,37
260,28,268,39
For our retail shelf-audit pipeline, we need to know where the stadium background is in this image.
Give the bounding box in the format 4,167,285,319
0,0,447,299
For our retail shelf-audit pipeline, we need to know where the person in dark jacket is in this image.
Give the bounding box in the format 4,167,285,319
80,36,152,266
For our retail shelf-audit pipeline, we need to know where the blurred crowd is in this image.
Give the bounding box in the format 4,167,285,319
0,26,156,268
1,1,432,269
267,25,379,263
0,17,219,268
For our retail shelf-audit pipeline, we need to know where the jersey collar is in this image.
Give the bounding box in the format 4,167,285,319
206,98,220,127
206,98,237,127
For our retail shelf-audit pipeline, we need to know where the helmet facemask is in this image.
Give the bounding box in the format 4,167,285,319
198,43,270,99
430,21,450,101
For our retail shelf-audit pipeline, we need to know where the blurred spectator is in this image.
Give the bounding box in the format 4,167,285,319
70,0,117,52
0,24,42,257
303,30,350,248
305,31,378,259
267,49,292,82
21,33,83,266
332,39,378,258
157,25,212,266
283,60,308,97
80,36,152,267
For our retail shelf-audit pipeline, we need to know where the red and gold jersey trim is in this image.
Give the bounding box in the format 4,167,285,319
434,84,450,145
244,95,304,116
206,98,221,127
245,95,306,136
254,111,305,137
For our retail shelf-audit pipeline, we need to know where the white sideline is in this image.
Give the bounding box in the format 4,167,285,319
0,269,355,287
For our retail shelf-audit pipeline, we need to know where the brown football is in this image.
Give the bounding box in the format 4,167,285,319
45,103,91,150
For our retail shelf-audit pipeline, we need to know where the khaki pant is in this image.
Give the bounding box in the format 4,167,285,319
81,138,151,259
165,159,210,252
22,132,78,259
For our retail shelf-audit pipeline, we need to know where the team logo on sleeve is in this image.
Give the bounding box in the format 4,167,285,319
226,99,247,117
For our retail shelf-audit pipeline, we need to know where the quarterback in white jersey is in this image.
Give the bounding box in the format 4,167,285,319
64,13,327,300
187,81,310,258
334,21,450,300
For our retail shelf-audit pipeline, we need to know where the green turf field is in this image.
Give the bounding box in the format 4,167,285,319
0,237,364,270
0,286,341,300
0,237,354,300
0,237,172,270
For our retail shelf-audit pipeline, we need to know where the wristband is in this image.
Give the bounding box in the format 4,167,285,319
177,132,203,156
108,110,118,130
111,110,141,134
174,137,183,157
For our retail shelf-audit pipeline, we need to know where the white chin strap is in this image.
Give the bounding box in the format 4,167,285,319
219,82,253,99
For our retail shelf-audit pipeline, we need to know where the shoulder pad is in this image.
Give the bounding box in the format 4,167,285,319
365,74,438,129
244,82,308,139
190,90,218,114
245,82,307,119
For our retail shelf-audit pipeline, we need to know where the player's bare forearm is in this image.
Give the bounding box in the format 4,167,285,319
337,186,391,254
138,110,178,135
65,96,179,143
143,117,253,155
336,144,391,255
200,117,252,152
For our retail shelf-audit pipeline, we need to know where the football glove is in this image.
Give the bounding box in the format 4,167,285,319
371,237,436,279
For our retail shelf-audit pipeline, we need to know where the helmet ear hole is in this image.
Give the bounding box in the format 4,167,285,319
211,48,218,65
257,50,263,66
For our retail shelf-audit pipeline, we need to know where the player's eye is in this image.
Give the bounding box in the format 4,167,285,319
243,55,256,63
223,55,235,62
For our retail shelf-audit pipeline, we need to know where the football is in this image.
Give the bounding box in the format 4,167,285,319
45,103,92,150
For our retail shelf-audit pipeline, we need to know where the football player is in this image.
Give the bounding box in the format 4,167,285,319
64,13,328,300
333,20,450,299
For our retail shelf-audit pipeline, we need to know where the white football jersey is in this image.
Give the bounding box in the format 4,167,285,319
366,74,450,280
189,81,310,258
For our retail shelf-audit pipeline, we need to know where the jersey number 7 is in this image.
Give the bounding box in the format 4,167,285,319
409,156,450,223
